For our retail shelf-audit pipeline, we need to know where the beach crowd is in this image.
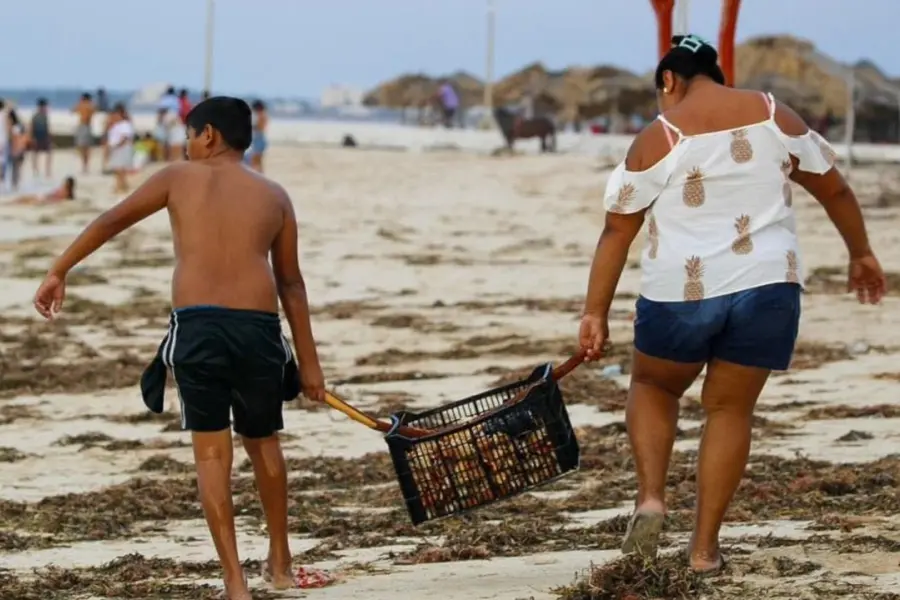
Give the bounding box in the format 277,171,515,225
0,86,271,199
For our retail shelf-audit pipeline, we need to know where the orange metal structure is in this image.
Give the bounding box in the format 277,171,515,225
649,0,742,86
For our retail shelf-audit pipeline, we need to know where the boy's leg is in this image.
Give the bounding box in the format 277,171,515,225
175,366,252,600
241,433,293,588
192,429,251,598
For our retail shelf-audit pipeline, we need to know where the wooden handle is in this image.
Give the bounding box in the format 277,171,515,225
323,391,431,438
551,350,586,381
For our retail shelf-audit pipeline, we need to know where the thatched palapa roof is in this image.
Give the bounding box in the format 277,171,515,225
363,35,898,121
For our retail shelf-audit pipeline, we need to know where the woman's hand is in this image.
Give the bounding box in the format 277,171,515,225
578,312,610,361
848,253,886,304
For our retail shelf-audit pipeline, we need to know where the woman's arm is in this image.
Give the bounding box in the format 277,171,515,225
774,101,872,258
583,122,667,315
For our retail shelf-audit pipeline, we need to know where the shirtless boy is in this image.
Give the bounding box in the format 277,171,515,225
72,93,95,173
34,97,326,600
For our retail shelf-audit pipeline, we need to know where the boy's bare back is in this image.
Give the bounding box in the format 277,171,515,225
164,160,290,312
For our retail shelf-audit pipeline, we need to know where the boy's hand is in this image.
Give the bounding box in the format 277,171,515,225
34,273,66,320
300,362,326,403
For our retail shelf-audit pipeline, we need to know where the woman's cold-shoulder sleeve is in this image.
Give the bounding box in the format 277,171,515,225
780,129,837,174
603,161,668,214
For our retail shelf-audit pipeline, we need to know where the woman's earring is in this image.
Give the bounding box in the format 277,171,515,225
663,88,670,94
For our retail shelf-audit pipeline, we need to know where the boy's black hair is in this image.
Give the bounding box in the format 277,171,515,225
185,96,252,152
654,34,726,88
37,98,48,107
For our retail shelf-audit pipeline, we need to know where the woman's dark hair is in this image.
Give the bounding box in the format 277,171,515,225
654,34,726,89
64,176,76,200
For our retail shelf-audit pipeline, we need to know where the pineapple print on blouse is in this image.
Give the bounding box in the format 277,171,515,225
647,214,659,259
786,250,800,283
609,183,635,213
600,92,835,302
730,129,754,163
731,215,753,254
781,159,793,207
683,167,705,207
683,256,705,301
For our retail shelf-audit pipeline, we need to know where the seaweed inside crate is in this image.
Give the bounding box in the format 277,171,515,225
410,415,560,518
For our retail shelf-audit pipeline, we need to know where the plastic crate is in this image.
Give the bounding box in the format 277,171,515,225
385,363,580,525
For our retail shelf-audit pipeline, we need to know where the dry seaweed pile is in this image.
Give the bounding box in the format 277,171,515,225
0,553,277,600
0,295,169,398
557,553,713,600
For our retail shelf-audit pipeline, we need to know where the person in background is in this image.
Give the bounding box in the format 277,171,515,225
579,34,885,574
157,86,181,161
179,89,193,123
10,176,76,205
106,104,135,193
96,88,110,113
72,93,95,173
0,99,8,186
7,109,30,191
132,132,155,171
30,98,53,179
202,90,211,101
245,100,268,172
436,80,459,129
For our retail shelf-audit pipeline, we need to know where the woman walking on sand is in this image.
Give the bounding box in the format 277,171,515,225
105,104,135,193
245,100,268,172
578,35,886,573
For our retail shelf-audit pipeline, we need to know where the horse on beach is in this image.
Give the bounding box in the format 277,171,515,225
493,107,556,153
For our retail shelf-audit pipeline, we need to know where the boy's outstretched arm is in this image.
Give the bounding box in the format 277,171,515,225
270,189,325,402
50,166,172,277
33,165,172,319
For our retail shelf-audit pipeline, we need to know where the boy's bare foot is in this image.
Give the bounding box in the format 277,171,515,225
262,558,295,589
222,572,252,599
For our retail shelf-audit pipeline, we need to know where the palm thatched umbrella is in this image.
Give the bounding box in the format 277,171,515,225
492,62,550,105
742,73,821,112
363,74,434,108
578,73,656,120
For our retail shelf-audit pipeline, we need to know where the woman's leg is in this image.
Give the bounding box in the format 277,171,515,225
691,358,769,569
690,282,799,570
623,349,704,554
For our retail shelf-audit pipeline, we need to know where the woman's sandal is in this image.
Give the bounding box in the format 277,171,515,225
621,510,666,556
691,553,728,577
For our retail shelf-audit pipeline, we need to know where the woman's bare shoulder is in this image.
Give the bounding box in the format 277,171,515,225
625,120,672,172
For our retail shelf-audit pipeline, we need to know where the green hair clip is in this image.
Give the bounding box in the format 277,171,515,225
675,34,709,53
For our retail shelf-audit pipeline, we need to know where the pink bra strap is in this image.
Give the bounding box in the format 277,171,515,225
760,92,776,119
660,121,675,149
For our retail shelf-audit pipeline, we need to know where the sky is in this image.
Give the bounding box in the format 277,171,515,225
0,0,896,98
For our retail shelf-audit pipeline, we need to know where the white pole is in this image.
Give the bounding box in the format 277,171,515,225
844,70,855,168
204,0,215,94
484,0,496,110
673,0,690,36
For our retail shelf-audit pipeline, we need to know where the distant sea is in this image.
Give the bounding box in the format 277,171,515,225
0,87,409,124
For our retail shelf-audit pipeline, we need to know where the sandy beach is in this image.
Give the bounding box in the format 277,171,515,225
1,145,900,599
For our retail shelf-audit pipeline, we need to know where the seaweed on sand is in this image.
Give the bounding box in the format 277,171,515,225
0,553,278,600
555,553,713,600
